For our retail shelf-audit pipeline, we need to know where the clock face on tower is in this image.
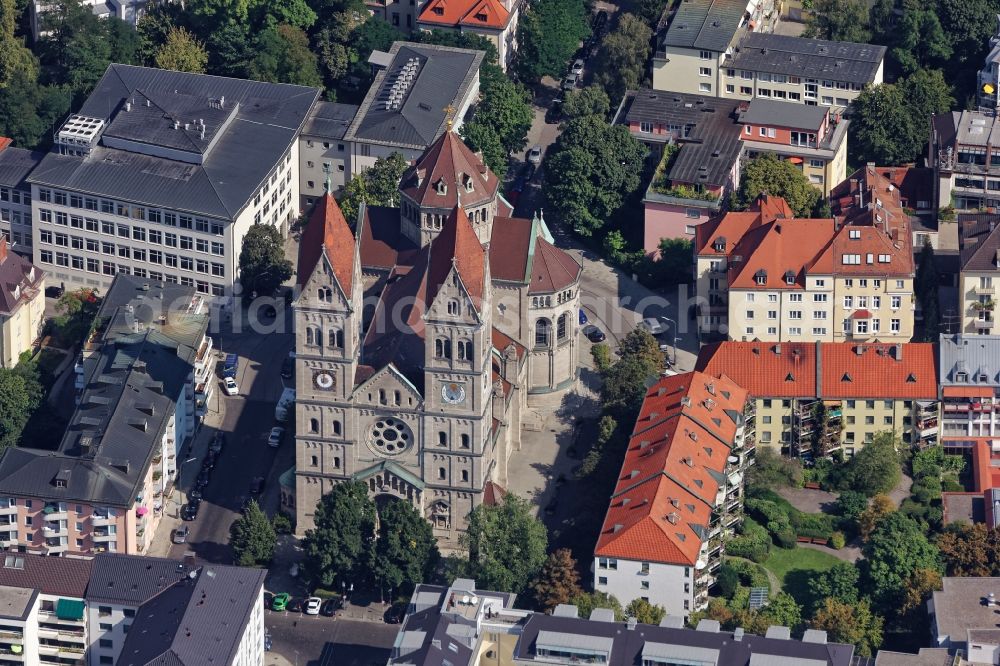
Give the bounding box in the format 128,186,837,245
441,382,466,405
313,370,335,391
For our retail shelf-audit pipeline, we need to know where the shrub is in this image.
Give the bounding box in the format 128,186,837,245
716,564,739,599
727,519,771,562
591,343,612,372
774,527,797,549
942,478,964,492
272,512,293,534
830,531,846,549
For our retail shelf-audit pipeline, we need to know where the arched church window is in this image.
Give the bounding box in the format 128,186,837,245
535,318,551,348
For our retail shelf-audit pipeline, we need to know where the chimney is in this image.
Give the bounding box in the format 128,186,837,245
855,344,864,355
773,344,781,355
125,101,131,112
627,617,638,630
219,96,225,109
894,343,903,360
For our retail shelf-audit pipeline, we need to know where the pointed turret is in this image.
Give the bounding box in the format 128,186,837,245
427,204,486,310
297,192,356,296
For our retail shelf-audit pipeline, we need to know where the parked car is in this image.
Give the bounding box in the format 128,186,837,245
222,353,239,378
527,144,543,165
271,593,291,612
280,357,293,379
304,597,322,615
250,476,265,496
210,432,225,454
545,99,563,124
188,488,202,501
583,325,606,343
196,469,211,488
172,526,189,544
321,599,339,616
223,376,239,396
637,317,668,336
571,58,585,75
267,426,285,448
561,73,579,91
578,309,588,325
181,503,199,521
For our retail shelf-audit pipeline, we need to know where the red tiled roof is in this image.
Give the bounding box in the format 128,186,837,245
695,341,937,399
529,237,581,294
492,327,526,359
418,0,511,29
850,309,871,319
296,193,355,291
0,552,92,597
489,216,531,283
694,194,792,257
0,138,11,152
359,205,418,270
483,480,506,505
695,342,816,397
595,372,749,565
400,131,499,210
427,205,486,309
728,218,834,290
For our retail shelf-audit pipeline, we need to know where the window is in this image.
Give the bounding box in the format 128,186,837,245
699,82,711,93
890,295,901,309
814,293,827,302
309,418,319,433
813,310,827,319
740,86,753,95
844,296,853,308
686,208,700,219
99,639,113,648
435,338,452,359
699,50,712,60
699,67,712,77
726,84,735,94
789,293,802,302
812,327,827,336
438,467,446,480
535,318,551,347
891,318,900,333
856,319,868,334
639,121,653,133
557,313,568,340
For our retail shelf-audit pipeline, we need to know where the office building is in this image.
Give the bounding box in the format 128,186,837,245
27,64,319,296
931,110,1000,212
0,139,43,256
298,101,359,207
593,372,751,618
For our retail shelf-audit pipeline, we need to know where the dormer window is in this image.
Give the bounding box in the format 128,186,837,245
956,371,968,382
754,270,767,285
475,11,487,21
435,179,447,195
433,5,444,14
849,229,861,239
784,271,795,285
463,174,474,192
713,237,726,252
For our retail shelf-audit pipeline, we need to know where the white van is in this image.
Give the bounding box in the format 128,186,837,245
274,387,295,422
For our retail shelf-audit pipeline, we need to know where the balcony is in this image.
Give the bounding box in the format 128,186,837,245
92,530,116,542
976,285,996,296
0,504,16,517
976,318,996,330
91,511,115,525
43,523,66,537
41,504,66,520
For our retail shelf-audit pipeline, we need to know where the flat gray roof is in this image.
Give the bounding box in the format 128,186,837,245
662,0,747,52
28,64,319,219
932,577,1000,644
0,147,44,189
302,101,359,140
0,586,35,621
740,98,828,130
874,648,953,666
729,32,885,84
345,42,483,150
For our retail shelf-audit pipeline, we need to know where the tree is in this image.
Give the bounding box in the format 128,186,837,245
593,14,651,102
898,567,942,620
460,123,508,178
0,368,35,450
0,70,71,151
735,153,822,218
568,591,623,621
600,329,662,422
857,493,895,540
563,84,612,121
206,20,253,78
844,432,901,496
460,69,533,177
915,240,941,340
238,224,293,301
529,548,583,612
463,494,548,594
39,0,113,98
862,512,941,612
803,0,871,42
747,448,802,490
808,562,860,612
633,0,668,24
810,598,884,656
625,598,666,625
136,3,183,65
348,17,403,81
229,499,277,566
372,498,439,595
51,288,100,347
106,14,140,65
543,115,647,236
738,592,802,635
0,0,37,89
849,84,919,166
937,523,1000,577
251,24,323,87
154,27,208,73
516,0,590,83
302,481,377,588
834,490,869,522
337,152,409,225
890,0,952,76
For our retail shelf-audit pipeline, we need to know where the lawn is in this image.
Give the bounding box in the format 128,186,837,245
763,546,843,607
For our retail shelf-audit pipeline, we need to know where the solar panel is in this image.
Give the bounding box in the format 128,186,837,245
749,587,769,610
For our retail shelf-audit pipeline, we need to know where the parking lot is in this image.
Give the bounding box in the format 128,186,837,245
265,612,398,666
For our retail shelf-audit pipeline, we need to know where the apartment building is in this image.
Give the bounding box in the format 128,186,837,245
939,335,1000,443
26,64,319,296
0,140,42,257
957,215,1000,334
738,99,848,195
930,110,1000,212
387,578,858,666
0,276,210,555
0,552,264,666
415,0,520,70
30,0,148,39
0,240,45,369
298,102,359,208
593,372,751,618
341,42,483,179
720,33,885,110
930,577,1000,664
978,17,1000,112
696,341,939,458
651,0,885,112
831,164,935,247
614,91,845,253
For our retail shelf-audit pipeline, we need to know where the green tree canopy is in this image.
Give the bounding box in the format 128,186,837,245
529,548,583,612
516,0,590,83
747,447,802,490
463,494,548,594
238,224,293,300
568,591,624,621
154,27,208,73
735,153,822,218
810,598,884,656
562,85,611,121
807,562,860,613
803,0,871,42
0,0,37,89
625,598,666,625
0,368,37,450
51,288,100,347
337,151,408,225
937,523,1000,577
845,432,902,496
593,14,652,101
890,0,952,75
543,115,647,236
372,498,438,594
39,0,113,98
460,69,532,177
229,499,277,566
862,512,941,612
600,328,662,422
251,24,323,87
302,480,377,588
